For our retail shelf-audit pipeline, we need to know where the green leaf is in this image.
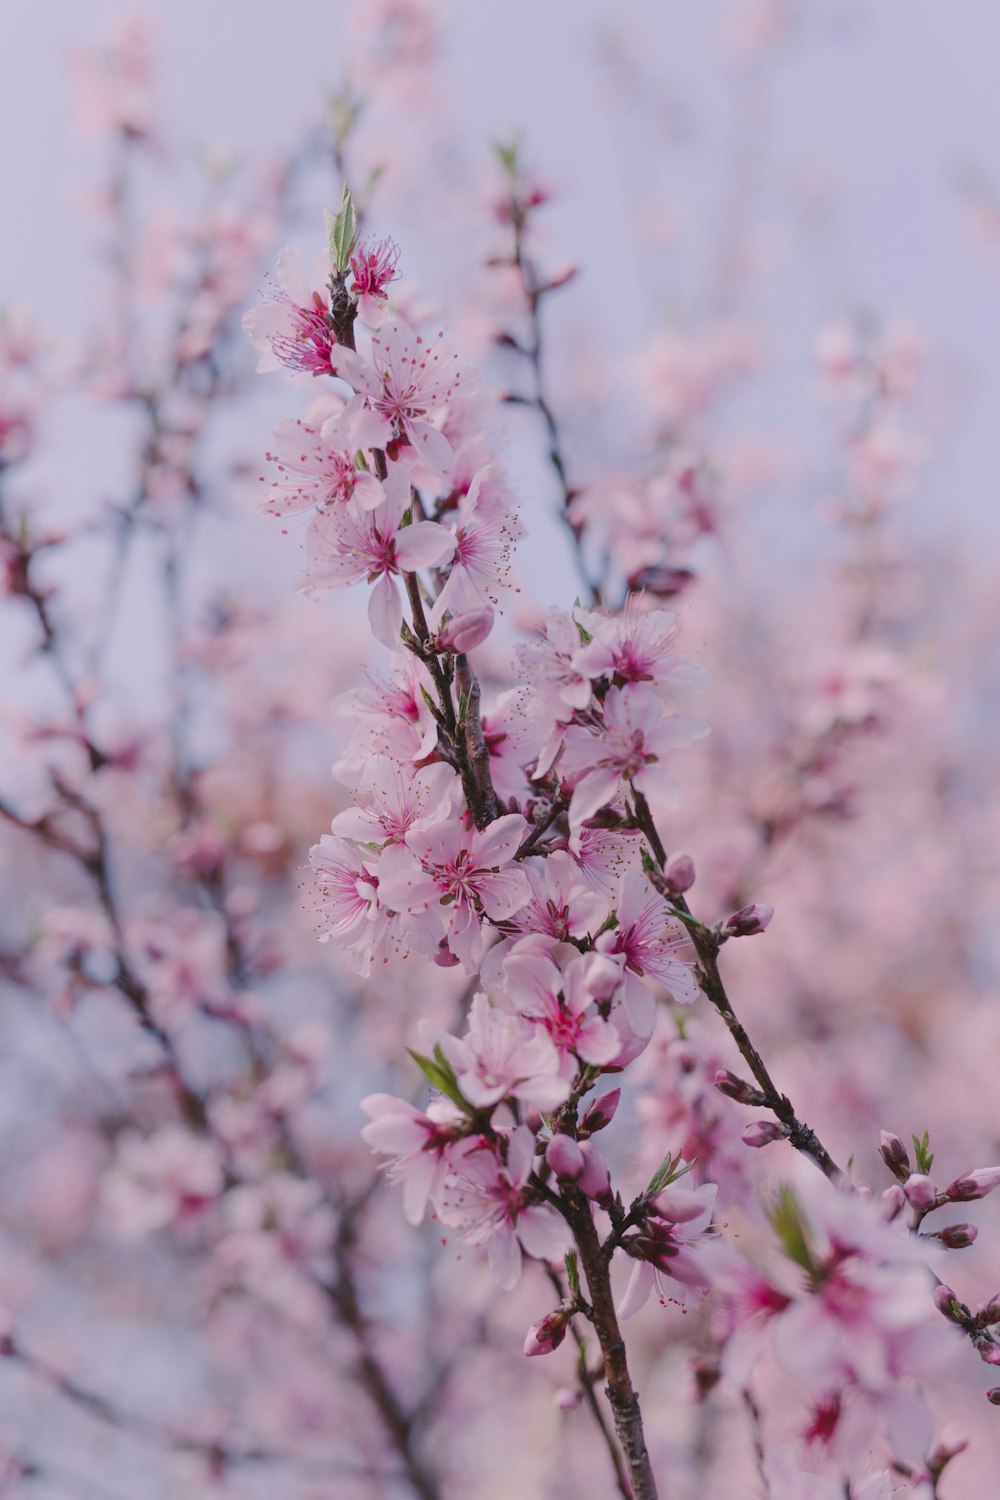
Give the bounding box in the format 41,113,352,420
645,1151,696,1198
564,1251,580,1299
494,139,520,180
325,185,358,275
912,1129,935,1174
767,1185,816,1276
407,1047,473,1116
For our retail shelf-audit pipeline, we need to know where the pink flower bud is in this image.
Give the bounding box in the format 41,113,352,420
580,1088,621,1136
715,1069,764,1106
663,851,695,894
879,1130,911,1181
981,1297,1000,1327
545,1134,584,1181
934,1285,970,1324
436,606,495,654
554,1386,581,1410
987,1388,1000,1405
742,1119,788,1148
945,1167,1000,1202
903,1173,937,1208
577,1142,612,1203
524,1309,570,1357
935,1222,978,1250
880,1184,906,1218
723,903,774,937
652,1186,710,1224
980,1342,1000,1367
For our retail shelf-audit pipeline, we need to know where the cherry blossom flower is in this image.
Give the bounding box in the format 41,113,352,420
618,1181,718,1318
437,1125,572,1289
102,1128,225,1242
243,245,336,374
261,397,391,518
299,466,455,646
360,1093,467,1225
309,834,389,975
438,993,570,1111
596,871,700,1034
561,683,708,835
350,236,401,328
431,469,520,615
500,951,621,1069
573,598,708,694
330,320,477,477
376,813,530,969
330,760,458,847
332,653,439,770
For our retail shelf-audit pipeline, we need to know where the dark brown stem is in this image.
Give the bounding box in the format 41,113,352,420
564,1195,659,1500
544,1266,632,1499
631,789,844,1183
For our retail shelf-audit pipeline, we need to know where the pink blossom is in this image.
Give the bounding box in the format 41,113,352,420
618,1182,718,1318
439,993,569,1112
573,599,708,693
261,398,390,518
437,1126,572,1289
435,603,495,653
299,466,455,647
329,761,458,847
596,871,700,1034
524,1308,571,1357
501,950,621,1068
561,683,708,835
330,320,477,477
308,834,387,975
431,469,519,614
515,851,609,943
350,236,401,328
102,1128,225,1242
360,1093,466,1225
243,245,336,374
332,653,439,769
376,813,530,969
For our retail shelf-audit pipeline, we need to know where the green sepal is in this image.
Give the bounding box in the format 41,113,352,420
407,1046,474,1116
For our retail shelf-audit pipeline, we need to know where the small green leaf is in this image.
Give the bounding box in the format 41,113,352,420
494,139,520,180
646,1150,696,1198
767,1185,816,1276
912,1130,935,1174
407,1047,473,1115
564,1251,580,1299
325,185,358,275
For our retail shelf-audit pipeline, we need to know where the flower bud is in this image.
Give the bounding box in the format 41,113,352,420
980,1341,1000,1367
663,851,695,894
577,1142,612,1203
436,605,495,654
742,1119,788,1148
878,1130,911,1181
880,1184,906,1219
934,1222,978,1250
554,1386,581,1410
934,1285,970,1324
580,1088,621,1136
652,1186,709,1224
723,903,774,938
715,1069,765,1106
987,1387,1000,1405
980,1297,1000,1327
546,1134,585,1181
903,1173,937,1208
945,1167,1000,1202
524,1308,571,1357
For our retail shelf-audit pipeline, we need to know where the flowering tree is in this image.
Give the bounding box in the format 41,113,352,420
2,6,1000,1499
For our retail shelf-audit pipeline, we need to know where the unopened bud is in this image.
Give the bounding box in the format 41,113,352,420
524,1308,571,1357
663,852,695,894
981,1298,1000,1327
934,1285,970,1324
879,1130,911,1181
554,1385,581,1409
980,1341,1000,1367
436,605,495,654
945,1167,1000,1202
880,1184,906,1219
987,1387,1000,1405
903,1173,937,1208
742,1119,789,1148
545,1134,584,1182
715,1068,766,1106
580,1088,621,1136
723,903,774,938
934,1222,978,1250
577,1142,612,1204
652,1186,710,1224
